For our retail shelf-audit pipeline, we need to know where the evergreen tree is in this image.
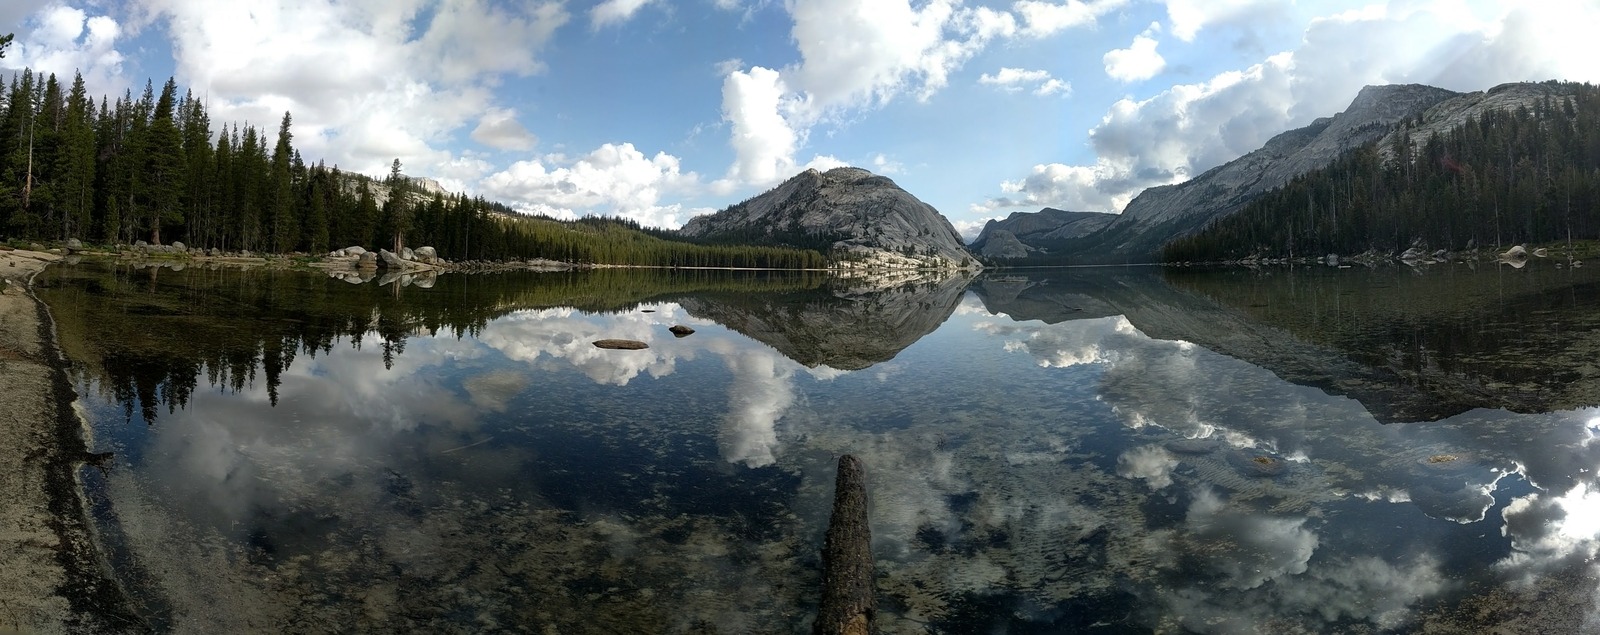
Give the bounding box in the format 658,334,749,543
140,78,183,244
269,112,296,252
57,72,95,240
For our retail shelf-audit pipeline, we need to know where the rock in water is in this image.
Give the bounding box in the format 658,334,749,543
378,249,406,268
414,246,438,264
593,339,649,350
358,252,379,269
669,325,695,337
344,246,367,256
679,167,977,269
401,247,415,261
65,238,83,251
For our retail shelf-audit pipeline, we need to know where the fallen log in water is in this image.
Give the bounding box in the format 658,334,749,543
815,454,874,635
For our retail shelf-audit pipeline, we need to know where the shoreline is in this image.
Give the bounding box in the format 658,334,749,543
0,249,142,633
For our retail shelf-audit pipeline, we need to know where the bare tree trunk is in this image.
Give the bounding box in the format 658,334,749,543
815,454,874,635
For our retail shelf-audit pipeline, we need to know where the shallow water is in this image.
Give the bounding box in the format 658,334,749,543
35,260,1600,633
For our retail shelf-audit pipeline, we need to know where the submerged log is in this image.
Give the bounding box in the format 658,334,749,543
592,339,649,350
816,454,874,635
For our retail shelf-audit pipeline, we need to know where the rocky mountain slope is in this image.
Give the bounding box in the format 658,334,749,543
680,167,977,269
1057,84,1462,262
968,208,1116,259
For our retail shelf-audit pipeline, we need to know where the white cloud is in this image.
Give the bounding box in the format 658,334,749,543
136,0,567,180
716,0,1093,191
1103,24,1165,82
470,108,538,151
870,153,904,174
979,67,1071,97
988,0,1600,215
1165,0,1275,41
718,66,801,188
1014,0,1128,38
480,142,702,229
3,6,128,97
952,219,992,242
590,0,656,29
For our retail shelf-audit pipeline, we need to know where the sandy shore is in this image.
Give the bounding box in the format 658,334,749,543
0,249,140,633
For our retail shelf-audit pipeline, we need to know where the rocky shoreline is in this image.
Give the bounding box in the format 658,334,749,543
0,248,141,633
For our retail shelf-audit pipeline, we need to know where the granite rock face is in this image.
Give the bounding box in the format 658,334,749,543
1066,84,1461,261
968,208,1116,259
680,167,977,269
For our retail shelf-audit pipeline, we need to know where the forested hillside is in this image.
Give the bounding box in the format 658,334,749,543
1164,81,1600,262
0,65,824,269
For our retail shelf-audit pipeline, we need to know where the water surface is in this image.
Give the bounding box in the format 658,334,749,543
37,260,1600,633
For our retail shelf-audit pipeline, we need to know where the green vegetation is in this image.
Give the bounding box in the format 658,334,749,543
0,64,826,268
1165,81,1600,262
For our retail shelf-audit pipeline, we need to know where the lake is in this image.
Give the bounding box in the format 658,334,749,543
35,259,1600,633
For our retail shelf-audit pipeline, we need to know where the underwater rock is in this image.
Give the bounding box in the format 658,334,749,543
1229,451,1288,477
669,325,695,337
593,339,649,350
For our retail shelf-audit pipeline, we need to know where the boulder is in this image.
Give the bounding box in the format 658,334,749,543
412,271,437,289
401,247,415,261
134,240,148,249
358,252,379,268
1533,247,1549,258
669,325,696,337
593,339,649,350
414,246,438,264
345,246,367,256
65,238,84,251
378,249,406,268
1500,245,1527,260
172,241,186,252
1400,247,1426,261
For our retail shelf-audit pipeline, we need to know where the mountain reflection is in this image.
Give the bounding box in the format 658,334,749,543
678,270,972,371
975,264,1600,422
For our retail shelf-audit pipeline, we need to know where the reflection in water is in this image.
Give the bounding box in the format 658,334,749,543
35,260,1600,632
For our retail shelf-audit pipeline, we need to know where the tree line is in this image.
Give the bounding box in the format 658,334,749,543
0,61,826,268
1164,81,1600,262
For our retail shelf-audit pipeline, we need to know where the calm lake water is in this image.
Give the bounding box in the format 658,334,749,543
35,259,1600,633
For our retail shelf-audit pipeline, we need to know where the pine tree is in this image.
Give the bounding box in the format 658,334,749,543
269,112,296,252
57,72,95,241
141,78,183,244
385,158,411,253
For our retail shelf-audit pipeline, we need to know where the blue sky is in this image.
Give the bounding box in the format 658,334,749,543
4,1,1598,239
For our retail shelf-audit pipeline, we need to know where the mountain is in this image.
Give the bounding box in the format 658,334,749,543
680,167,978,269
968,208,1116,259
1035,84,1462,263
1164,80,1600,262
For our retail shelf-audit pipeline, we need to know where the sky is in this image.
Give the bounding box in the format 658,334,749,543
3,0,1598,240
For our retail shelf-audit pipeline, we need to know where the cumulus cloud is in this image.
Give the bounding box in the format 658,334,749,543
1103,24,1165,82
3,5,127,96
1164,0,1277,41
1014,0,1128,38
470,108,538,151
590,0,656,29
480,142,702,229
716,0,1099,191
987,1,1600,215
134,0,567,179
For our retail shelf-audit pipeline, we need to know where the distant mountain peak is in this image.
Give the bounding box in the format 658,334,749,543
681,167,978,269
